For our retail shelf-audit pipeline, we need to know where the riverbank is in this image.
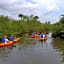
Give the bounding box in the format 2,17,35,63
52,31,64,39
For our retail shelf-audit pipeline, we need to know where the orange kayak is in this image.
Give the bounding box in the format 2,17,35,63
45,36,48,39
32,35,36,38
14,38,20,43
36,34,39,37
40,37,48,41
32,34,39,38
0,38,20,47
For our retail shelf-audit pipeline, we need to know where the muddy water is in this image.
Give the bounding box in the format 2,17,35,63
0,33,64,64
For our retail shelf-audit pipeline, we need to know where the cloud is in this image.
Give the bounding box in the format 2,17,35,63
0,0,64,23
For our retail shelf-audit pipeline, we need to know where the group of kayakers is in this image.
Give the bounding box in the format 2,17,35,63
2,35,17,44
2,32,48,43
32,32,48,38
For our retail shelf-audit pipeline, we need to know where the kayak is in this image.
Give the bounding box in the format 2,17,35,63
45,36,48,39
36,34,39,37
40,36,48,41
14,38,20,43
0,38,20,47
32,34,39,38
32,35,36,38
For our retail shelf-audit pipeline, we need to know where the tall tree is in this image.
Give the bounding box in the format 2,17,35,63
18,14,23,20
34,16,39,21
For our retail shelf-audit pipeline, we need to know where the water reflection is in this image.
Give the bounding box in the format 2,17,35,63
52,39,64,63
0,34,64,64
0,46,15,64
40,40,48,47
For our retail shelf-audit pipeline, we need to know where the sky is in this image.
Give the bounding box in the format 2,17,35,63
0,0,64,23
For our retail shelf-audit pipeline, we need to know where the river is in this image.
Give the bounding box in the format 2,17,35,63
0,33,64,64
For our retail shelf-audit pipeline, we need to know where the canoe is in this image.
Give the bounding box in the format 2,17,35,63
0,38,20,47
40,37,48,41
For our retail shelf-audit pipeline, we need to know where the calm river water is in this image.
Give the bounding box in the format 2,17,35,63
0,33,64,64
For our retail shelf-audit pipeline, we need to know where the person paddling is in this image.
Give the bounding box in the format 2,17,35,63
40,33,43,38
32,32,36,36
13,36,17,42
9,35,14,41
9,35,17,43
2,35,9,44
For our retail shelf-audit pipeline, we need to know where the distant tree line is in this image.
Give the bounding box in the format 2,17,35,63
0,14,52,38
52,15,64,39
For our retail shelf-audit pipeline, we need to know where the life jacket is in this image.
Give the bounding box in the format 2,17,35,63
2,38,5,43
41,34,43,38
9,36,13,41
32,33,36,36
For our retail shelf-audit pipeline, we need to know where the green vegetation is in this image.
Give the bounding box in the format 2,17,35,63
52,15,64,38
0,14,63,38
0,14,51,38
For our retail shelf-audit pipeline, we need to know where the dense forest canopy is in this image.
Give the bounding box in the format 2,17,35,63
0,14,52,38
0,14,64,38
52,15,64,38
53,15,64,32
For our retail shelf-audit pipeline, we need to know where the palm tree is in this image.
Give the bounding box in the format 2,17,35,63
60,15,64,24
18,14,23,20
34,16,39,21
23,15,28,22
61,14,64,17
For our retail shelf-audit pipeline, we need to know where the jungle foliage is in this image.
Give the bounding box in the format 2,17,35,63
52,15,64,38
0,14,52,38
